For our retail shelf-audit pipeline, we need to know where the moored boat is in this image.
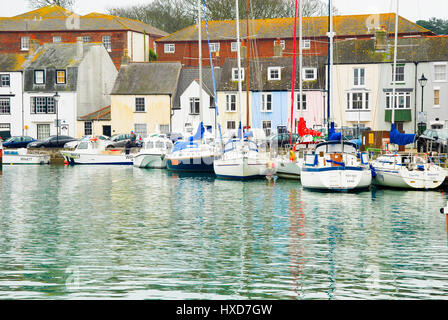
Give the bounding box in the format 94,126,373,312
2,148,50,165
133,134,173,169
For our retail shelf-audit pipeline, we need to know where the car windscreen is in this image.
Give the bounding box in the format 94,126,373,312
436,130,448,140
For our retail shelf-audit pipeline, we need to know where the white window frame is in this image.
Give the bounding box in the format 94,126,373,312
0,74,10,87
134,123,148,138
302,68,317,81
273,40,285,50
353,67,365,87
209,42,220,52
227,120,236,130
232,68,245,81
0,98,11,115
164,43,175,53
302,40,311,50
385,92,411,110
434,63,447,82
21,37,30,51
231,42,238,52
226,93,237,112
189,97,200,115
53,36,61,43
346,92,370,110
296,93,306,110
392,64,405,83
268,67,281,81
261,93,273,112
262,120,272,136
82,36,91,43
102,36,112,52
34,70,45,84
37,123,50,140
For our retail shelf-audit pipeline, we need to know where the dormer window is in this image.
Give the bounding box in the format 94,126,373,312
34,70,45,84
303,68,317,81
56,70,66,84
268,67,281,80
232,68,244,81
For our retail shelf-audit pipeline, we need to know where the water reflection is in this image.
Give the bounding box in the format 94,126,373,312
0,166,447,299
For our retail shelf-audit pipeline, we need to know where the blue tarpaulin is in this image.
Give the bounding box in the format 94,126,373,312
389,123,415,146
172,141,198,153
328,122,342,141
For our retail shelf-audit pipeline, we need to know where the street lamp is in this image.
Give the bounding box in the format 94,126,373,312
418,74,427,136
53,92,60,143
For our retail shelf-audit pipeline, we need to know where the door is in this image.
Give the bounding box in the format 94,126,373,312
103,125,111,137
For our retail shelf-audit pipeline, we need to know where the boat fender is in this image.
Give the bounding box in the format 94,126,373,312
369,164,377,177
289,150,296,161
64,160,69,165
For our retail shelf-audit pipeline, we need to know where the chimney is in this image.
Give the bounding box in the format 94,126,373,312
121,49,130,66
375,26,388,51
29,39,40,56
76,37,83,58
274,38,283,57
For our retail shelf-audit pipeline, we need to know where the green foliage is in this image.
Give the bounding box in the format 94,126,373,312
148,48,157,61
416,18,448,35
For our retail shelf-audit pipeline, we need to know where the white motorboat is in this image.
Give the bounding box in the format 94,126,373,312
371,153,446,189
60,137,133,165
2,148,50,165
133,134,173,169
301,141,372,191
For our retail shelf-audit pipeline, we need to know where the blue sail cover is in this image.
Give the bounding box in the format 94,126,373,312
389,123,415,146
172,141,199,153
328,122,342,141
188,122,205,142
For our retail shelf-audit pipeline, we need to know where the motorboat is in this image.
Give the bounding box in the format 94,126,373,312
2,148,50,165
133,134,173,169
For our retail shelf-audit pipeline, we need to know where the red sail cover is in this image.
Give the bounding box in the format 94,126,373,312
298,118,322,137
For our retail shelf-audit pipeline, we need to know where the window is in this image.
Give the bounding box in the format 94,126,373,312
232,68,244,81
82,36,90,43
56,70,66,84
164,43,175,53
385,92,411,109
21,37,29,50
210,42,220,52
434,64,447,81
392,65,405,82
31,97,55,114
262,120,272,136
0,74,10,87
227,121,236,130
346,92,370,110
273,40,285,50
34,70,45,84
102,36,111,52
84,121,92,135
53,36,61,43
261,93,272,112
37,124,50,140
231,42,238,52
434,89,440,106
268,67,281,80
0,98,10,114
303,68,317,81
354,68,365,86
134,123,147,138
302,40,311,49
135,97,145,112
226,94,236,112
296,93,306,110
160,124,170,133
189,97,200,114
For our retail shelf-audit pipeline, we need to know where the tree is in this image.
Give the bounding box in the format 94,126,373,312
27,0,75,9
148,48,157,61
416,18,448,35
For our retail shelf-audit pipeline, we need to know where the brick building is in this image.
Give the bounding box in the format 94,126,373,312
0,5,168,69
156,13,433,67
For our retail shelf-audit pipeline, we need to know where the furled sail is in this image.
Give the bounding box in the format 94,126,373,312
328,122,342,141
389,123,415,146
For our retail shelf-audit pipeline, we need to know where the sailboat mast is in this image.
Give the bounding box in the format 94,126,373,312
236,0,244,138
327,0,334,133
391,0,399,125
198,0,203,130
299,0,303,122
289,0,298,145
246,0,250,131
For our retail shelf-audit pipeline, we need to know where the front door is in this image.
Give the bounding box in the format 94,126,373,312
103,125,111,137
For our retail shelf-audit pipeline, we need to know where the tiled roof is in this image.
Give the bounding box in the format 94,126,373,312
111,62,182,95
157,13,432,42
0,5,167,36
334,36,448,64
0,53,28,71
79,105,111,121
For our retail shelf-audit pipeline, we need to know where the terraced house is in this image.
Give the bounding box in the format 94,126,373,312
156,13,433,67
0,5,167,69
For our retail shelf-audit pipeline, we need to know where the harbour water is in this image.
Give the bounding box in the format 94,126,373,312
0,165,448,299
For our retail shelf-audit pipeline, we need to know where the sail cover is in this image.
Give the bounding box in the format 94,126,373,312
328,122,342,141
389,123,415,145
297,117,322,137
188,122,205,142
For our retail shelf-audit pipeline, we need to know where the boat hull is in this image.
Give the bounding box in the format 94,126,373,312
134,153,166,169
301,166,372,191
61,151,133,165
166,155,214,173
372,166,446,189
276,158,302,179
2,154,50,165
214,157,268,179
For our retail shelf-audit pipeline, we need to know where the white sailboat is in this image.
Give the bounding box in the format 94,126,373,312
371,0,446,190
133,134,173,168
213,0,270,179
300,0,372,191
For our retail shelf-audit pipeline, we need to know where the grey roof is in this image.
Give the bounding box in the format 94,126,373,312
334,36,448,64
0,53,27,71
111,62,182,95
173,67,222,109
218,56,327,92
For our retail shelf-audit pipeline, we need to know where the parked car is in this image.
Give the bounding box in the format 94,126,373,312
267,133,301,148
2,136,36,148
106,133,143,148
417,128,448,153
63,135,110,149
27,135,77,148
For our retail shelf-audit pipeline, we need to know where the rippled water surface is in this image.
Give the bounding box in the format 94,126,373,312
0,165,448,299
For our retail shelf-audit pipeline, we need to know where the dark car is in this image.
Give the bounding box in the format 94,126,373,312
417,129,448,153
268,133,301,148
2,136,36,148
27,135,77,148
106,133,143,148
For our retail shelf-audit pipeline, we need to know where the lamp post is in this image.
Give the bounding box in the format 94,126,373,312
418,74,427,136
53,92,60,143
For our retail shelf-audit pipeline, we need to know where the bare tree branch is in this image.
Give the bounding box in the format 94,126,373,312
27,0,75,10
